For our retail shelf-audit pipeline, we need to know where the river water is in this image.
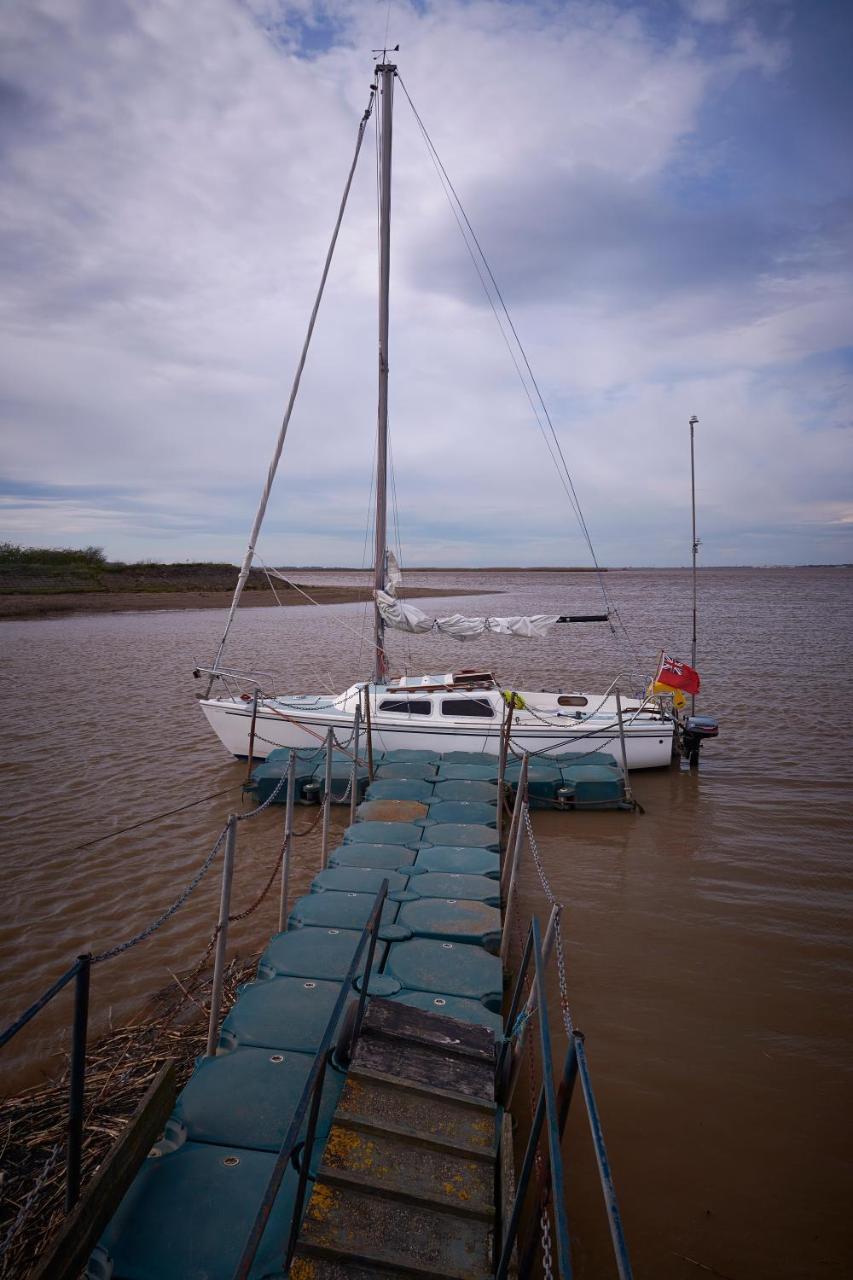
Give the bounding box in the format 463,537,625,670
1,567,851,1278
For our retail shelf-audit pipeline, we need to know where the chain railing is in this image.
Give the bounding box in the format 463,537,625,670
0,724,348,1235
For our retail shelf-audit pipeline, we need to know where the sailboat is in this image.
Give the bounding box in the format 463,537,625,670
196,62,677,770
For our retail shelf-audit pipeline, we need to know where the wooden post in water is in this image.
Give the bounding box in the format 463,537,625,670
349,706,361,825
206,814,237,1057
278,754,296,932
321,728,334,868
614,691,634,809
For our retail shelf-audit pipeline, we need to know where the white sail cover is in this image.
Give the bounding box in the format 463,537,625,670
375,591,559,640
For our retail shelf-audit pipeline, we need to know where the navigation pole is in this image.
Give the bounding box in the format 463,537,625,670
372,62,395,686
689,414,699,714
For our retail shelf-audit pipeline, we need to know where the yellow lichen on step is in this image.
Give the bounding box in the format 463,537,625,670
306,1181,335,1223
289,1259,317,1279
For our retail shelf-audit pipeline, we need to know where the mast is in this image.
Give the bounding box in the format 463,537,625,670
689,414,699,714
372,62,396,685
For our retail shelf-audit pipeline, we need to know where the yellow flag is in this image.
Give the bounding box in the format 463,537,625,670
653,680,686,710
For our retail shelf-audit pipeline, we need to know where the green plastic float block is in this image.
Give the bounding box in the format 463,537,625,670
355,798,431,825
405,872,501,907
353,971,402,996
374,762,438,782
561,764,626,808
162,1047,346,1156
364,778,436,803
503,759,561,784
249,760,315,804
433,778,501,804
440,750,499,765
257,927,387,982
554,751,619,767
425,800,498,827
389,990,504,1035
396,898,501,951
413,845,500,879
310,866,410,896
266,746,345,766
382,748,441,764
421,823,500,850
436,762,501,783
287,890,400,933
219,975,356,1053
384,938,503,1009
342,821,424,849
327,843,416,871
311,760,370,802
89,1143,296,1280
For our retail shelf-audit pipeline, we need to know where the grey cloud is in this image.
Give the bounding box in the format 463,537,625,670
408,164,841,312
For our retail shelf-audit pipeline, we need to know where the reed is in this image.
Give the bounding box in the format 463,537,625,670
0,950,259,1279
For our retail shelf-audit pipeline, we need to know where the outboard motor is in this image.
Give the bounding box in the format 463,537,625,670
681,715,719,768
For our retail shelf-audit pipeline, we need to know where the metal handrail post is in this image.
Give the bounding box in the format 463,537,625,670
505,903,560,1105
321,728,333,867
205,815,237,1057
496,1080,546,1280
65,952,91,1211
352,880,388,1044
285,1052,329,1267
496,924,533,1087
245,689,260,783
497,699,513,847
614,691,634,808
278,755,296,932
349,707,361,825
364,687,375,780
574,1033,634,1279
500,758,529,965
233,882,389,1280
517,1034,579,1280
502,752,527,886
531,917,573,1278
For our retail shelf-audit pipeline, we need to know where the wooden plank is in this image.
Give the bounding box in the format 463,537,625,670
354,1036,494,1102
30,1059,177,1280
362,997,496,1061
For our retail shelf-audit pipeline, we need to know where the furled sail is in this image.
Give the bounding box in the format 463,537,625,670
375,590,559,640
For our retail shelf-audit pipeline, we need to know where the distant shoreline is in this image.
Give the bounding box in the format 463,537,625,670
0,584,490,621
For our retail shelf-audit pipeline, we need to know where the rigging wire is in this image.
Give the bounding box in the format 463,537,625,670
396,74,644,671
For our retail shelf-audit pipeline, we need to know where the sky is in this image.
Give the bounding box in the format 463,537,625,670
1,0,851,568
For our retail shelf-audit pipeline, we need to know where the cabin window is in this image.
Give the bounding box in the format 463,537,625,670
441,698,495,718
378,699,432,715
557,695,588,707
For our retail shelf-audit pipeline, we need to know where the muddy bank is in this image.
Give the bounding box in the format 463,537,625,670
0,584,487,621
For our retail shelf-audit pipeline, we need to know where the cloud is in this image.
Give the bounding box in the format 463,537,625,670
0,0,851,567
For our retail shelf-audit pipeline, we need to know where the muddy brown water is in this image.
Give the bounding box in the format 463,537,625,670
1,567,851,1277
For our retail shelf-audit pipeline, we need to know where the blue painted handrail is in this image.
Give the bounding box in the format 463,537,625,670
232,878,389,1279
497,916,633,1280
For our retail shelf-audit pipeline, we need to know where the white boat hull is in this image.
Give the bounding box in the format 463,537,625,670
200,686,675,770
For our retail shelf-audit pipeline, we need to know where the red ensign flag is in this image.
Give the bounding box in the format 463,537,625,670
656,653,701,695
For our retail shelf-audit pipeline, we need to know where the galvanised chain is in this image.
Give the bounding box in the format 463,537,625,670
524,809,575,1039
92,824,229,964
540,1206,555,1280
236,764,289,820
